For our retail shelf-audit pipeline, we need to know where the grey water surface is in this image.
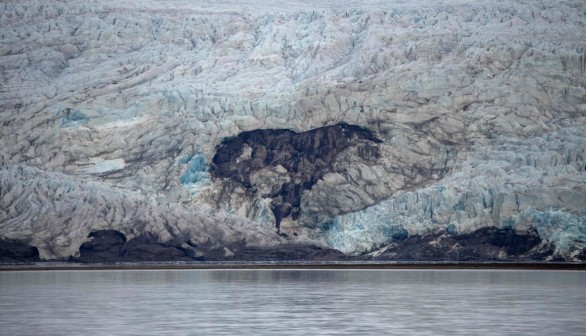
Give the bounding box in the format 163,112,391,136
1,269,585,335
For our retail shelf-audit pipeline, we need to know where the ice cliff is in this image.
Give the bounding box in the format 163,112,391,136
1,0,585,261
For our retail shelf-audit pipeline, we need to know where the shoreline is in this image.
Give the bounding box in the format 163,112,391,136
1,262,585,271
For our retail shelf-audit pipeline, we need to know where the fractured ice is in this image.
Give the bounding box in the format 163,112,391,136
0,0,585,260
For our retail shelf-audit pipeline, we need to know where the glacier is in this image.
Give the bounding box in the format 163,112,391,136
0,0,585,261
325,127,586,258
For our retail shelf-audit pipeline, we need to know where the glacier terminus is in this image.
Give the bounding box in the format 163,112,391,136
1,0,585,262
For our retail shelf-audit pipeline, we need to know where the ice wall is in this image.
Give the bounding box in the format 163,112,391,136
0,166,281,259
325,127,586,258
1,0,585,259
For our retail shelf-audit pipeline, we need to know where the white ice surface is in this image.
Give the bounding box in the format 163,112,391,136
1,0,585,258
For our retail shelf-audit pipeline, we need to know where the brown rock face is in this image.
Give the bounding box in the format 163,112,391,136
211,124,382,228
0,239,40,263
374,227,550,261
74,229,352,262
76,230,198,263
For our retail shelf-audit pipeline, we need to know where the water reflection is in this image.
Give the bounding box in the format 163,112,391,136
1,270,585,335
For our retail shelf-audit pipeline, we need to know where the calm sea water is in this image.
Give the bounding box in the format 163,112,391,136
1,269,585,335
